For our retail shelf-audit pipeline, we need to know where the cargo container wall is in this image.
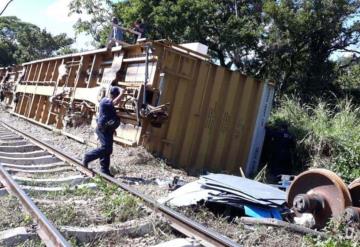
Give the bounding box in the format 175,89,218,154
145,43,270,175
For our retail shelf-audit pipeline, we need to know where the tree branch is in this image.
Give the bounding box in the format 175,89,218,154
339,48,360,55
0,0,13,16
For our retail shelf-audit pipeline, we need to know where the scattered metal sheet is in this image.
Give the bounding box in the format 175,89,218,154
160,173,286,220
158,179,221,207
202,174,286,204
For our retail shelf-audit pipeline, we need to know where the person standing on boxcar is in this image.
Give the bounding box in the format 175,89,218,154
107,17,124,50
133,19,146,40
82,86,124,176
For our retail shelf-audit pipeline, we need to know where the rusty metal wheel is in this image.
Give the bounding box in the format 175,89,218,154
287,169,352,229
349,178,360,207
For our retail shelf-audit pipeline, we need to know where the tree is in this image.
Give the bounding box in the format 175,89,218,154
69,0,360,99
259,0,360,98
0,16,74,66
69,0,113,43
335,58,360,104
69,0,263,67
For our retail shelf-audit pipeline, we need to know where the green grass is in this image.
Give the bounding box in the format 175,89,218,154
94,176,146,223
27,184,98,199
269,96,360,182
0,195,32,231
303,218,360,247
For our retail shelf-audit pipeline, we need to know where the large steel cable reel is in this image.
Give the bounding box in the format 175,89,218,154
287,169,352,229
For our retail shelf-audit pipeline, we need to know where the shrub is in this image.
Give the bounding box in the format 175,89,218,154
269,96,360,182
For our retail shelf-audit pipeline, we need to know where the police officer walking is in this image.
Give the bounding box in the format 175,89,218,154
83,86,124,176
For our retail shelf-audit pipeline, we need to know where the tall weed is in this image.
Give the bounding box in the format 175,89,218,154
269,96,360,182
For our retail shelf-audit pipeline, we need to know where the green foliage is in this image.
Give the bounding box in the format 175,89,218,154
270,96,360,181
94,176,144,222
115,0,263,68
22,214,32,225
44,204,77,225
336,62,360,104
69,0,112,42
69,0,264,67
0,16,74,66
338,64,360,90
304,218,360,247
261,0,360,97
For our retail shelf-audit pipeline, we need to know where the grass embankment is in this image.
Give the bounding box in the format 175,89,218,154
270,97,360,246
269,96,360,182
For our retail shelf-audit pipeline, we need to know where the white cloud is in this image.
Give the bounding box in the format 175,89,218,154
43,0,95,50
44,0,77,23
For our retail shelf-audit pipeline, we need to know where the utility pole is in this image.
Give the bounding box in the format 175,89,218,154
0,0,13,16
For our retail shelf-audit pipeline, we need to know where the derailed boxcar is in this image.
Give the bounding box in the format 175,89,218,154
3,40,274,175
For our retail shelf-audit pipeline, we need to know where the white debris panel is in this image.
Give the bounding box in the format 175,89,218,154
159,174,286,208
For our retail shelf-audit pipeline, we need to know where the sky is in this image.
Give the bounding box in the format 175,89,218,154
0,0,95,50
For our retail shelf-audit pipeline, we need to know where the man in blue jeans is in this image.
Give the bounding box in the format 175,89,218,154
83,86,124,176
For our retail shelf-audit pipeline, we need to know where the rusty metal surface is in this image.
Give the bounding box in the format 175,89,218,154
0,164,71,247
1,121,241,247
344,207,360,223
287,169,352,228
349,179,360,207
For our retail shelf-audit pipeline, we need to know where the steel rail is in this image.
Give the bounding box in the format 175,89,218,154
1,121,242,247
0,164,71,247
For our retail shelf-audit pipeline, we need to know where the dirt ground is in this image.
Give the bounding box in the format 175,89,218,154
0,110,338,247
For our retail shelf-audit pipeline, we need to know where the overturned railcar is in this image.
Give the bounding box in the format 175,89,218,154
0,65,23,106
1,40,274,175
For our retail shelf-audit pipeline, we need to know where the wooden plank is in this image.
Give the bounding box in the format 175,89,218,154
65,57,76,87
41,99,51,124
101,53,124,86
35,96,45,121
28,95,41,118
87,55,98,88
26,63,44,117
24,64,33,81
50,60,59,82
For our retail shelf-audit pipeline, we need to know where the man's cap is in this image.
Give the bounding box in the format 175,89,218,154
112,17,118,24
110,86,121,97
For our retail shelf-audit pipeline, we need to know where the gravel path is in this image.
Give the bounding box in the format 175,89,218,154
0,110,196,201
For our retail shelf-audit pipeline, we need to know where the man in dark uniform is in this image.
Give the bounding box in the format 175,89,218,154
263,122,296,176
83,86,123,176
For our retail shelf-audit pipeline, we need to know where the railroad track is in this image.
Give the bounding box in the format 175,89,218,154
0,121,241,247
